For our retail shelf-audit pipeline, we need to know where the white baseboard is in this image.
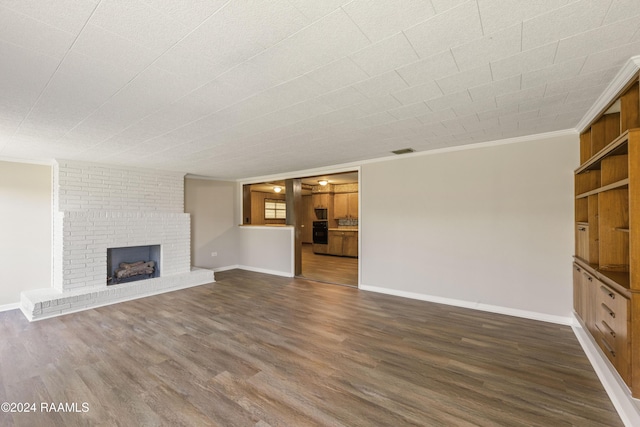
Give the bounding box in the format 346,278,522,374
213,265,241,272
359,284,573,325
0,302,20,312
213,265,293,277
571,315,640,427
237,265,293,278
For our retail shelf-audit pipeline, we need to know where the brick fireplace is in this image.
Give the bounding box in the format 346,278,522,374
20,160,214,320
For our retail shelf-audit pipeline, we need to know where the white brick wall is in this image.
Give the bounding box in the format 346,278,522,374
23,159,214,320
54,160,184,212
55,211,191,291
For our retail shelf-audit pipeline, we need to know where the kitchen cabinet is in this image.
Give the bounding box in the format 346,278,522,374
313,193,332,209
334,192,358,219
328,230,358,257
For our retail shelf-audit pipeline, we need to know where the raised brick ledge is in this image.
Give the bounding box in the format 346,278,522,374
20,268,214,321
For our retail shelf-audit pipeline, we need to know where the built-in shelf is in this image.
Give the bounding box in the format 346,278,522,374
575,178,629,199
574,257,631,293
598,268,631,291
576,130,629,174
573,74,638,396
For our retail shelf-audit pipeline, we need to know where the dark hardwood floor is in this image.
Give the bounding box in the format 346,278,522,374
0,269,623,426
300,243,358,286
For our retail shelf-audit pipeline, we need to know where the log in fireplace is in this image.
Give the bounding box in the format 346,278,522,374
107,245,161,285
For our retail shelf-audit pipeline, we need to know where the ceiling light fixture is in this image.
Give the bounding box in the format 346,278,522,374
318,180,328,186
273,186,282,193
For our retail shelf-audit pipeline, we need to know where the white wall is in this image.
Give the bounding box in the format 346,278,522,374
184,178,240,269
183,177,295,277
238,226,294,277
360,134,578,321
0,161,51,306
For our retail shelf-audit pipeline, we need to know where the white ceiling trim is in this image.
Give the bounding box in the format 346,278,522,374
185,173,233,181
575,55,640,133
0,155,55,166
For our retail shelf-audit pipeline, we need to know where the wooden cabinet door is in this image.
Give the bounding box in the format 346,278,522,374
333,193,348,218
573,264,584,318
343,232,358,257
313,193,330,208
582,270,597,336
348,193,358,218
328,231,343,255
576,224,589,261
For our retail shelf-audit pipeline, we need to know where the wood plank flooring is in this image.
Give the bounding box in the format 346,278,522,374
300,243,358,286
0,269,623,426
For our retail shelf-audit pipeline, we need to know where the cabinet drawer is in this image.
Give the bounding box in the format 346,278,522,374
595,300,628,344
593,281,630,384
595,283,628,336
596,283,628,316
594,323,630,383
595,328,619,362
596,317,621,349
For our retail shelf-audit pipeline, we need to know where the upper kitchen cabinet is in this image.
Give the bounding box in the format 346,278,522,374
334,192,358,219
312,193,332,209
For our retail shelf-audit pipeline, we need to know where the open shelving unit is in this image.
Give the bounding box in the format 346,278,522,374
574,73,640,396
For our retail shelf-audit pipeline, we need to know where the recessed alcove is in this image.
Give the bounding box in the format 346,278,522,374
107,245,161,285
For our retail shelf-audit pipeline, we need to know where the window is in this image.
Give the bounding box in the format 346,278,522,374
265,199,286,219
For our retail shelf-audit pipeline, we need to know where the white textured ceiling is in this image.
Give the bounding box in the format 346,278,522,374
1,0,639,179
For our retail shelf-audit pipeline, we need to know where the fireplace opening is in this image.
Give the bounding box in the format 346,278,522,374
107,245,161,285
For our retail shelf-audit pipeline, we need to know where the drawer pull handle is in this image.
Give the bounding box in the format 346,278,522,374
600,286,615,299
575,266,581,272
601,320,616,338
601,303,615,319
601,338,616,358
587,276,593,282
579,227,586,231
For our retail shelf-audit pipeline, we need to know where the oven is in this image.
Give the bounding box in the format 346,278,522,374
312,221,328,244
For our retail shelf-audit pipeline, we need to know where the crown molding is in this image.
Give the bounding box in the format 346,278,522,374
575,56,640,133
0,156,54,166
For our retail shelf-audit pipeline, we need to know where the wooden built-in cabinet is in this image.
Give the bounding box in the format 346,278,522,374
333,192,358,219
573,72,640,396
328,230,358,257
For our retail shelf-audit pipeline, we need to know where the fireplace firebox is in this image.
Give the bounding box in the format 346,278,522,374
107,245,161,285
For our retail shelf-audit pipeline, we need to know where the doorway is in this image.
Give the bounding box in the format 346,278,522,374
241,171,359,287
298,171,359,286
